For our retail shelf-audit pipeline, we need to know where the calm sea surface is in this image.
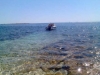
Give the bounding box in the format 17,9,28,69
0,23,100,75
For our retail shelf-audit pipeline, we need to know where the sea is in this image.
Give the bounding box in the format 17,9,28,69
0,22,100,75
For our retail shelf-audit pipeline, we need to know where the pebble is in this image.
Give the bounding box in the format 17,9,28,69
55,71,63,75
41,67,49,72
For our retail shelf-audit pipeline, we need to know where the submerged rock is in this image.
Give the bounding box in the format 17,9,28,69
55,71,63,75
59,47,65,50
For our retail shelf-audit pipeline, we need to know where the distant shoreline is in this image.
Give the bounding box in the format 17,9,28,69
0,22,100,25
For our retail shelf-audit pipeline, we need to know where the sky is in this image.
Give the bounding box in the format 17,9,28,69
0,0,100,24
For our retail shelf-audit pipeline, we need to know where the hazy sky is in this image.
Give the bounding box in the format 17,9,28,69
0,0,100,24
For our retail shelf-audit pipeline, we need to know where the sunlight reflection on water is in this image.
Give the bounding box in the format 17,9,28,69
0,23,100,75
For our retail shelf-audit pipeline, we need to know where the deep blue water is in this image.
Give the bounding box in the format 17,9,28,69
0,24,45,41
0,23,100,41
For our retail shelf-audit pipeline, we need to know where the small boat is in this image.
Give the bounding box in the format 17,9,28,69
46,23,56,31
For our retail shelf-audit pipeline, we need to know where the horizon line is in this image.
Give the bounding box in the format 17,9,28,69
0,21,100,25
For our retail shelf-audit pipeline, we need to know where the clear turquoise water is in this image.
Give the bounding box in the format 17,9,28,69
0,23,100,74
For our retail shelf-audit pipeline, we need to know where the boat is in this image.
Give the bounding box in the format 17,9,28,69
46,23,56,31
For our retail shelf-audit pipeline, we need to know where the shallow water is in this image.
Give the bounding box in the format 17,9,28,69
0,23,100,75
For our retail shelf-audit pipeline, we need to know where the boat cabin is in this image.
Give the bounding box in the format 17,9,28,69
46,23,56,31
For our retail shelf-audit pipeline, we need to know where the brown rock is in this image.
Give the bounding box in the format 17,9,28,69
45,74,55,75
55,71,63,75
49,59,57,64
40,67,49,72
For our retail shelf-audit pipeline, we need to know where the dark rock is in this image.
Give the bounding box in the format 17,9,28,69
48,65,70,71
61,66,70,70
59,52,67,56
59,47,65,50
74,55,84,59
75,46,85,49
